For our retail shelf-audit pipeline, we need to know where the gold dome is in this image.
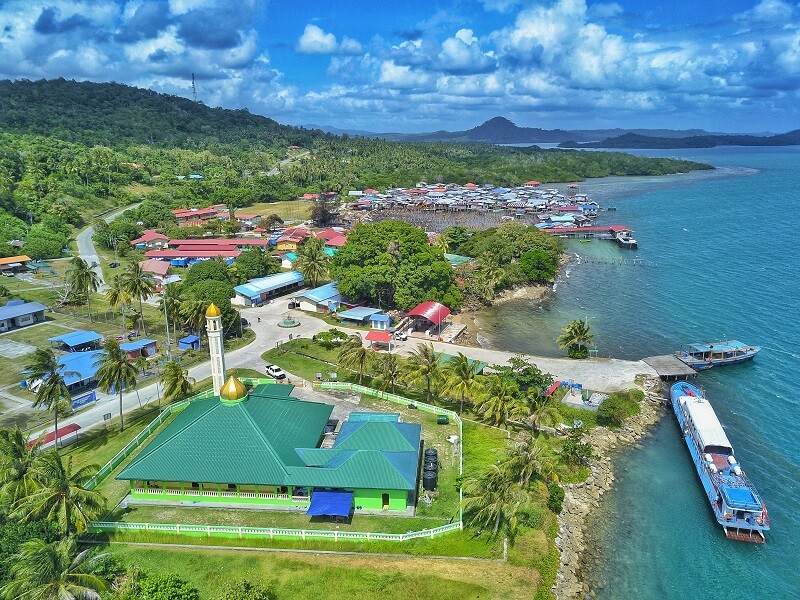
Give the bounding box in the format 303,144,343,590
205,303,222,318
219,375,248,403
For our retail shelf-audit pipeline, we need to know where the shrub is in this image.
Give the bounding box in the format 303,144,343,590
597,396,627,427
137,574,200,600
546,483,565,514
218,580,277,600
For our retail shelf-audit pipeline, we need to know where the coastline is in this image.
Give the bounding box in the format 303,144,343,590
553,375,665,599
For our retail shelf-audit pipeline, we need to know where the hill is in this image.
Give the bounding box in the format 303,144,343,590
559,130,800,149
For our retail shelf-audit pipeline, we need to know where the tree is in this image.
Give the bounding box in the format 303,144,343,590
597,395,628,427
219,580,276,600
463,463,529,537
182,257,231,288
0,427,40,508
402,343,442,403
24,349,75,449
518,248,557,283
180,297,207,344
338,333,371,385
295,236,330,288
0,520,60,587
374,353,401,393
160,361,195,404
557,319,595,359
0,537,108,600
492,355,553,395
121,261,156,336
442,352,480,414
503,431,544,486
473,375,527,428
134,574,199,600
313,328,348,349
158,282,183,343
184,279,239,337
106,274,132,331
561,427,593,466
134,355,148,377
232,247,279,282
65,257,101,322
526,391,561,432
94,340,137,432
310,196,337,227
11,451,105,536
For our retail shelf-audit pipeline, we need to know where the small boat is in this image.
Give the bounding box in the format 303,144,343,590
676,340,760,370
670,382,769,542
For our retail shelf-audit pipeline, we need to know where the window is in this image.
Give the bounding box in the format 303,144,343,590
191,482,199,489
228,483,236,490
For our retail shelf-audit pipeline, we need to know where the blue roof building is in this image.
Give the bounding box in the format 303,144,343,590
57,350,105,388
296,282,341,313
119,339,158,358
337,306,383,324
178,335,200,351
370,313,392,330
48,330,102,352
0,301,47,333
233,271,304,306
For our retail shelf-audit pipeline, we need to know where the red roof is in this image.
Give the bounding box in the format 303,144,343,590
315,229,341,241
29,423,80,447
302,193,320,200
168,238,272,248
545,381,561,397
172,207,219,219
131,229,169,244
145,249,241,259
568,184,579,188
139,259,170,277
525,181,541,186
365,330,391,343
175,244,238,252
405,301,451,326
324,235,347,248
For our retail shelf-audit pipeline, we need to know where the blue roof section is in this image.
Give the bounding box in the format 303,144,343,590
234,271,303,298
297,281,340,303
370,313,391,323
48,330,102,347
690,341,749,352
58,350,105,386
0,301,47,321
119,339,157,352
721,485,761,511
338,307,383,321
179,335,199,343
306,490,353,516
283,252,297,262
347,412,400,422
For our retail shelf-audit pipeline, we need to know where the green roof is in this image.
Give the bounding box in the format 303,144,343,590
117,394,421,491
438,353,488,374
249,382,295,399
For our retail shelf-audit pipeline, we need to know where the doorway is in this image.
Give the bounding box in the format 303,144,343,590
382,493,390,510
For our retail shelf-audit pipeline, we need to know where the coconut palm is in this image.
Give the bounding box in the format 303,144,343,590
526,390,561,432
442,352,480,414
105,274,131,331
134,355,148,377
0,427,41,508
121,261,156,336
556,319,595,358
160,360,195,403
374,352,401,393
474,375,527,428
0,536,108,600
159,282,183,342
11,451,105,536
180,297,207,344
93,340,137,432
463,463,529,537
504,431,545,486
66,257,101,322
295,236,330,288
24,349,76,449
402,342,442,403
338,333,371,384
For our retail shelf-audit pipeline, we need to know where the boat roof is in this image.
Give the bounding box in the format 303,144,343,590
679,395,734,454
720,485,761,511
689,340,751,352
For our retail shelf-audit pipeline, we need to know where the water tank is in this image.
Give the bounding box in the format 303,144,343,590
727,455,737,465
704,453,713,462
424,458,438,472
424,448,438,459
422,470,438,491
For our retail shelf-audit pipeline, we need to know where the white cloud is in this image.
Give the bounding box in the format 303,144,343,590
296,24,363,55
379,61,431,88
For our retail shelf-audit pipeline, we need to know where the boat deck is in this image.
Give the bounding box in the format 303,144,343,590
725,528,765,543
643,355,698,380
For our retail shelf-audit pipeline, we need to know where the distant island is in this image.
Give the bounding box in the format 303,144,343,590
558,130,800,149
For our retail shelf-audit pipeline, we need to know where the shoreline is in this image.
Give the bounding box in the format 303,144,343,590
553,376,665,599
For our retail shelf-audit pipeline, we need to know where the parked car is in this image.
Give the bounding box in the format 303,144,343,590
265,364,286,379
288,301,298,309
394,331,408,341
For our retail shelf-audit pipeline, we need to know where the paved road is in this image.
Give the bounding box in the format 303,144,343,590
75,203,140,291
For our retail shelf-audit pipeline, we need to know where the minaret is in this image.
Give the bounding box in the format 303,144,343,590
205,303,226,396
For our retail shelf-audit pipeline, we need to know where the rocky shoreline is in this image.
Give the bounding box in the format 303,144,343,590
553,376,666,600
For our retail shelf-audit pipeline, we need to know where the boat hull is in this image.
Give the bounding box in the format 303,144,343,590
670,382,769,542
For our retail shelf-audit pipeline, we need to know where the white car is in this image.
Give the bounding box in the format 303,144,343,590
265,364,286,379
394,331,408,341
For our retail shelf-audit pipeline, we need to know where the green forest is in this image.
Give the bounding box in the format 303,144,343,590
0,79,712,259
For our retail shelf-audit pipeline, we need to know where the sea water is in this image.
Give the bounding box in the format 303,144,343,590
479,147,800,599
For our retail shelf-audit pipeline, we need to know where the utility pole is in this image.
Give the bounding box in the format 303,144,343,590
192,73,197,103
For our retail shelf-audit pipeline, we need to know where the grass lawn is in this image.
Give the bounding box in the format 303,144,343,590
245,199,311,223
108,544,538,600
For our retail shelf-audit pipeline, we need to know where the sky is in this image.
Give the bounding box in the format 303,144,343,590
1,0,799,133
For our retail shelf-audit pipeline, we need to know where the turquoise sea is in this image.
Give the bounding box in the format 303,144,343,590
479,147,800,599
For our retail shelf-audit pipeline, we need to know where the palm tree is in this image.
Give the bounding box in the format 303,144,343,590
295,236,330,288
180,297,207,345
160,360,195,404
557,319,595,358
134,355,148,377
0,427,41,508
121,261,156,336
374,353,401,393
504,431,544,486
106,274,131,331
463,463,529,537
338,333,371,384
25,349,76,448
402,343,442,403
0,536,108,600
11,451,105,536
442,352,480,414
526,390,561,432
159,283,183,343
94,340,137,432
66,257,101,322
474,375,527,428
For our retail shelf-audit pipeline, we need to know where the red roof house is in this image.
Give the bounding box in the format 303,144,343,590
131,229,169,249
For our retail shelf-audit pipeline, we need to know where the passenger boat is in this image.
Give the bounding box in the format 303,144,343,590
676,340,760,370
670,382,769,542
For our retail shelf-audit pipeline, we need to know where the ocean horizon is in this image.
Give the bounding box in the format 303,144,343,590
477,146,800,599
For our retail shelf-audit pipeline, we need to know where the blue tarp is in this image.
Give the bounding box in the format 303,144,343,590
306,490,353,517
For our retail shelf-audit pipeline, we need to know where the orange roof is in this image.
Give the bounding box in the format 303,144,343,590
0,255,31,266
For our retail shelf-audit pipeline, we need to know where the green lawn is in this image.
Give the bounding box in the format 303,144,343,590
245,199,312,223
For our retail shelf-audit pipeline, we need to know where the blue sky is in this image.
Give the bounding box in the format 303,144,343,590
1,0,798,133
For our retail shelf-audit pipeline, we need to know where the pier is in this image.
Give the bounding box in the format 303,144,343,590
642,354,698,381
541,225,639,249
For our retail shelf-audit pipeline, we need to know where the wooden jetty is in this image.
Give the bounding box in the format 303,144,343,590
643,354,698,381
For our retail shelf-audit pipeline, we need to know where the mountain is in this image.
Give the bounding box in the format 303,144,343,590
559,130,800,149
0,78,326,150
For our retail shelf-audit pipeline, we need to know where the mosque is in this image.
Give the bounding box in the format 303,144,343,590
116,303,422,515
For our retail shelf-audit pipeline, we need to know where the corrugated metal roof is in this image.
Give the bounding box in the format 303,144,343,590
296,281,339,303
234,271,303,298
405,301,451,326
119,339,157,352
338,307,383,321
335,421,419,452
347,412,400,423
0,301,47,321
58,350,105,386
48,330,102,347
